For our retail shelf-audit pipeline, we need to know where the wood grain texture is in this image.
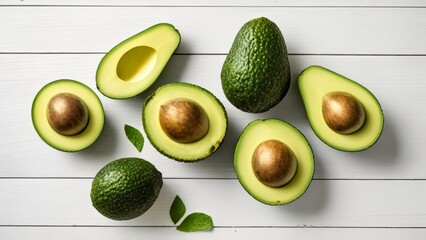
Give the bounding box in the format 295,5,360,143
0,54,425,179
0,1,425,239
0,7,425,54
1,227,425,240
0,179,425,227
2,0,426,7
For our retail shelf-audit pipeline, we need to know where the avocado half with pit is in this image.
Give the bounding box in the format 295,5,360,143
96,23,181,99
298,66,384,151
31,79,105,152
234,119,314,205
143,82,228,162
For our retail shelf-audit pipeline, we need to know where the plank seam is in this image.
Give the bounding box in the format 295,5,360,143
1,5,426,8
0,177,425,181
2,52,426,57
0,225,424,229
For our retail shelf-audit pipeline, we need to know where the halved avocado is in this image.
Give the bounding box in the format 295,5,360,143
298,65,384,151
31,79,105,152
96,23,181,99
234,119,314,205
143,82,228,162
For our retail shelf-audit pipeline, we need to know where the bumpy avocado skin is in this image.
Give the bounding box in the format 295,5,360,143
90,158,163,221
221,17,291,113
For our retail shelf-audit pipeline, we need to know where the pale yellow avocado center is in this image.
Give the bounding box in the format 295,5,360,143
96,23,181,99
116,46,158,82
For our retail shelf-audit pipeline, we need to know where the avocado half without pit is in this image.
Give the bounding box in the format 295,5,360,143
96,23,181,99
143,82,228,162
298,66,384,151
32,79,105,152
234,119,314,205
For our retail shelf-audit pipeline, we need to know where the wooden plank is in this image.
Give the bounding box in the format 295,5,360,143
0,54,425,179
0,1,424,239
0,226,425,240
0,2,425,239
0,7,425,54
2,0,426,7
0,179,425,227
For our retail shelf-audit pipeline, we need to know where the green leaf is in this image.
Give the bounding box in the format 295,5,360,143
124,124,144,152
170,195,186,224
177,212,214,232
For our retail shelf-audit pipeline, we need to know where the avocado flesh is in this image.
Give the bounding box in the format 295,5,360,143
234,119,314,205
143,82,228,162
32,79,105,152
221,17,291,113
96,23,180,99
298,66,384,151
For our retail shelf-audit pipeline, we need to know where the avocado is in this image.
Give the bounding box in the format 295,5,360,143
221,17,291,113
298,66,384,151
90,157,163,221
96,23,181,99
143,82,228,162
31,79,105,152
234,119,314,205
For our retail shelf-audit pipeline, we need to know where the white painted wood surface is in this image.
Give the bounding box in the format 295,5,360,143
1,7,426,54
1,1,425,239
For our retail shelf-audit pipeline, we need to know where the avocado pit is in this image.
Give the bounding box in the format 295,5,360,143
322,91,366,134
252,139,298,188
159,98,209,143
46,93,89,136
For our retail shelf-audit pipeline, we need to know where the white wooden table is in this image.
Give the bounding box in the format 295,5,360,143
1,1,426,239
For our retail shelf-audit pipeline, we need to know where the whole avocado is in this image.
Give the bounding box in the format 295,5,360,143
90,157,163,221
221,17,291,113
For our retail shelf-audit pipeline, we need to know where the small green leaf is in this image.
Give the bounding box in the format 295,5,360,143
124,124,144,152
170,195,186,224
177,212,213,232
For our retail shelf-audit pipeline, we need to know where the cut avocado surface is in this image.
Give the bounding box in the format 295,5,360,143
143,82,228,162
31,79,105,152
234,119,314,205
221,17,291,113
298,65,384,151
96,23,181,99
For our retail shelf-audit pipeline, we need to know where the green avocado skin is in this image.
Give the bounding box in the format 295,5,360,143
90,158,163,221
221,17,291,113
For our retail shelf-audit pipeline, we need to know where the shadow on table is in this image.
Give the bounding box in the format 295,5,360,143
281,153,330,216
351,117,399,166
73,111,119,159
